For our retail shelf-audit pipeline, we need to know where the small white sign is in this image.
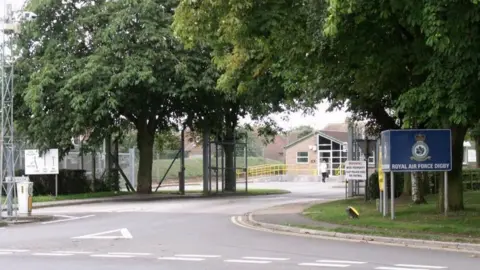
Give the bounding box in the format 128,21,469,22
468,149,477,163
24,149,59,175
345,160,367,181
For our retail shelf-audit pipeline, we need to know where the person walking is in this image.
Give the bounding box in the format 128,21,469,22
320,159,328,183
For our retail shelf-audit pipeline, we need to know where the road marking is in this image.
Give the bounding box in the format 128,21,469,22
108,252,151,256
53,215,77,219
0,249,29,253
317,259,367,264
0,252,13,255
42,215,95,225
299,263,350,267
32,253,73,257
53,251,93,254
158,257,205,261
395,264,448,269
175,254,221,258
72,228,133,239
376,267,430,270
243,256,289,261
225,259,271,264
91,254,133,258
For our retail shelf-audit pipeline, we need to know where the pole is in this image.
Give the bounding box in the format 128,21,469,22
245,143,248,193
55,174,58,197
390,171,395,220
215,141,219,193
444,171,448,216
179,125,185,195
202,129,210,194
221,145,224,192
383,172,387,217
365,136,369,201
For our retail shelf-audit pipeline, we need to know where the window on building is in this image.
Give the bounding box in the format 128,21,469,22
296,151,309,164
368,151,375,165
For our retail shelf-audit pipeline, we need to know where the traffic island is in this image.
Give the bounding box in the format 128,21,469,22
301,192,480,244
241,193,480,254
2,215,55,225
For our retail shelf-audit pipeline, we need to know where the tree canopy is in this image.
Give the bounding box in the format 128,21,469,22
173,0,480,209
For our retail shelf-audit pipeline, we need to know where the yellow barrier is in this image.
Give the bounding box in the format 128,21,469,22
334,164,345,176
236,164,318,178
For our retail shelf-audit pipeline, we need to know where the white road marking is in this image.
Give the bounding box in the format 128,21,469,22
318,259,367,264
42,215,95,225
0,249,29,253
91,254,133,258
299,263,350,267
53,215,77,219
32,253,73,257
108,252,151,256
72,228,133,239
376,267,429,270
53,251,93,254
0,252,13,255
158,257,205,261
395,264,448,269
175,254,221,258
225,259,271,264
243,256,289,261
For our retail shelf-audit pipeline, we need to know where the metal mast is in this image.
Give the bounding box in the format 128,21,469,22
0,2,17,219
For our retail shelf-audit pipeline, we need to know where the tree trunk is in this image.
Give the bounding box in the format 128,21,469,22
224,143,236,191
222,105,238,192
412,172,427,204
403,172,412,196
438,125,467,212
136,125,155,194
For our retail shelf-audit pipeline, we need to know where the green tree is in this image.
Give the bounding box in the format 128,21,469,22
155,129,181,153
15,0,219,193
174,1,304,191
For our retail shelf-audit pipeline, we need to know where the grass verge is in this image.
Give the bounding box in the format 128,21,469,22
32,188,289,203
302,191,480,243
32,191,130,203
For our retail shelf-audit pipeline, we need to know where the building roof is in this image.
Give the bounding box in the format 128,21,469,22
284,130,348,149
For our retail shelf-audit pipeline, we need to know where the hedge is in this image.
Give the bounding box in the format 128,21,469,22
15,169,91,196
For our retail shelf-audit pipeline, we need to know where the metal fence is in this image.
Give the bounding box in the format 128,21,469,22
14,147,136,191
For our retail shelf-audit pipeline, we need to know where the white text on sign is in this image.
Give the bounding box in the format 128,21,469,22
391,163,450,170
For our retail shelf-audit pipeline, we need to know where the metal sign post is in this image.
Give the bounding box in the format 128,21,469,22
381,129,452,220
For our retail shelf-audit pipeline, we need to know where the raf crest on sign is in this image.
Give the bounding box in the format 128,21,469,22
410,134,431,162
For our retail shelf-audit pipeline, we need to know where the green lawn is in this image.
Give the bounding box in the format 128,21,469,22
151,157,281,181
32,191,130,202
30,188,289,203
303,192,480,242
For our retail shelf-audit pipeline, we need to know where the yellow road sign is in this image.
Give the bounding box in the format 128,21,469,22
378,149,384,191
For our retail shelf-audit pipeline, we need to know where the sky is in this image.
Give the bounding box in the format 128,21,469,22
7,0,350,130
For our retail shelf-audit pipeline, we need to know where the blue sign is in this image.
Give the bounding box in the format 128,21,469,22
381,129,452,172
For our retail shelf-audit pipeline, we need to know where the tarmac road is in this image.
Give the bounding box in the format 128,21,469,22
0,182,478,270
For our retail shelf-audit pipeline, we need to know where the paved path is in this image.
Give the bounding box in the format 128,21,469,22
0,182,477,270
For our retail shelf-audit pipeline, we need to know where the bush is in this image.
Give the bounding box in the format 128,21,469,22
367,171,380,200
15,169,91,196
463,168,480,190
367,171,403,200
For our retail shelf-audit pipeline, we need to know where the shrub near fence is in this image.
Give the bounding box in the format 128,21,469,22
463,168,480,191
15,169,91,196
